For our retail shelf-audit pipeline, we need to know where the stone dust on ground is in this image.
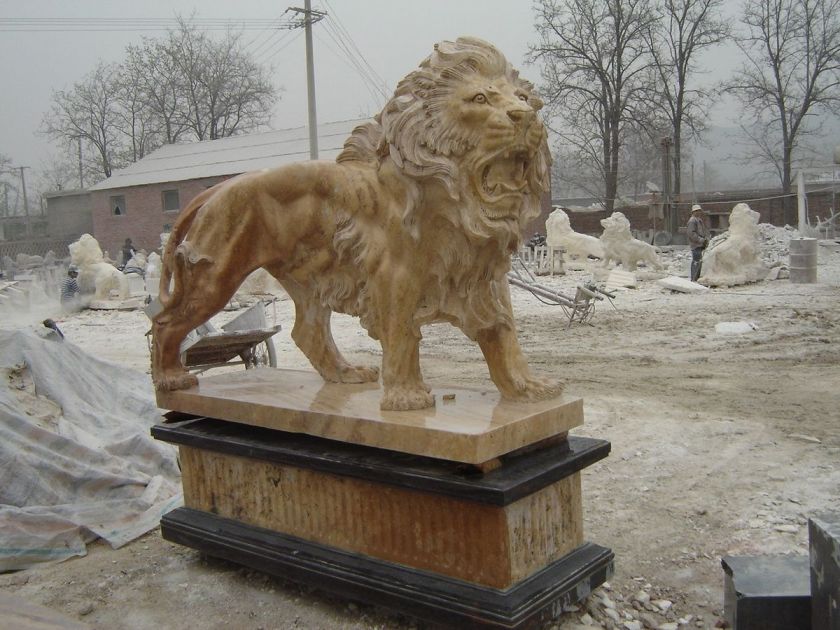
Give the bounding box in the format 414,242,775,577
2,238,839,630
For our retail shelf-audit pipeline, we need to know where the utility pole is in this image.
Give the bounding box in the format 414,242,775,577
18,166,30,237
78,137,84,189
660,137,674,234
289,3,326,160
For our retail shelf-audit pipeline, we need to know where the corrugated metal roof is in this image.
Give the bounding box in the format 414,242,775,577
89,118,370,191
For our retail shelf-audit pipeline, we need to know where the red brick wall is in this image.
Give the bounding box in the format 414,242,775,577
91,176,228,256
555,189,834,237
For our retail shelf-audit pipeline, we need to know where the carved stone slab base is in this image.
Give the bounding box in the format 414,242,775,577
162,508,613,630
155,368,584,464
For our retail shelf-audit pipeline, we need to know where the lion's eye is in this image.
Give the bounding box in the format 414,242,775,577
472,93,487,104
518,94,528,102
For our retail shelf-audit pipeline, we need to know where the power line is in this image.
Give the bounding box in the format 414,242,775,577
313,32,382,107
244,12,292,56
0,17,297,32
257,30,304,66
319,19,388,103
321,0,389,95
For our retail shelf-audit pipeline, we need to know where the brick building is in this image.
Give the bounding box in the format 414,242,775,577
43,189,93,240
87,119,368,258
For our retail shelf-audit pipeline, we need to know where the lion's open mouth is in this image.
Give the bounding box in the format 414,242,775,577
476,148,531,216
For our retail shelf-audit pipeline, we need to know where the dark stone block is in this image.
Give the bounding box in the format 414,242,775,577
810,513,840,630
162,507,614,630
152,416,610,506
721,555,810,630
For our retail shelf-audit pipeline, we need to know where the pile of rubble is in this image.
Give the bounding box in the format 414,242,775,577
556,581,719,629
756,223,800,265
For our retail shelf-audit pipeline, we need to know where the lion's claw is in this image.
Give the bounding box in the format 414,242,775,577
154,369,198,392
338,365,380,384
380,386,435,411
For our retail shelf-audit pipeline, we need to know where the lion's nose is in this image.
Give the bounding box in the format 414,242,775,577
507,107,535,124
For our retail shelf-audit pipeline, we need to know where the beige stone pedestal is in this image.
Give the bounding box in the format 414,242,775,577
154,368,612,629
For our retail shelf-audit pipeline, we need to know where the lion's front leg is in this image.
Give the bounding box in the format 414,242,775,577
379,324,433,411
476,324,563,402
372,267,433,411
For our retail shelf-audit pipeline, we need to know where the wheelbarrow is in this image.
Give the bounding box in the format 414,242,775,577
146,299,280,373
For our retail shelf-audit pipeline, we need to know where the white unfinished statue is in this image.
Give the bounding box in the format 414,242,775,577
145,252,162,295
699,203,769,287
545,207,604,262
599,212,663,271
69,234,129,300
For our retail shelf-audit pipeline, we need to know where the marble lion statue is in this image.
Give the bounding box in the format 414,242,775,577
599,212,663,271
69,233,129,300
699,203,768,287
545,207,604,261
152,36,560,411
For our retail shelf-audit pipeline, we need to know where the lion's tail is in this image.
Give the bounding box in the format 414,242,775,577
158,184,219,310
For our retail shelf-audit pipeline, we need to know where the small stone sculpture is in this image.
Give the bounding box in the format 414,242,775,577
599,212,663,271
152,36,560,411
699,203,769,287
545,207,604,262
68,234,129,301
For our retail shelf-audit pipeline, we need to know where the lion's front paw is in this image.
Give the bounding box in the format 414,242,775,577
338,364,380,384
154,369,199,392
380,386,435,411
503,375,564,402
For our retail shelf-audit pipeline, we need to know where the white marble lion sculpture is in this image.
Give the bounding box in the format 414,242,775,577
599,212,663,271
69,233,129,300
545,207,604,261
699,203,768,287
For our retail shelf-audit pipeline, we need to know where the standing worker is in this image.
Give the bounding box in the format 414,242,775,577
121,238,136,269
60,265,81,311
687,204,709,282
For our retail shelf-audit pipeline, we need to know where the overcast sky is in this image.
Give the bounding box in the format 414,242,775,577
0,1,540,170
0,0,749,187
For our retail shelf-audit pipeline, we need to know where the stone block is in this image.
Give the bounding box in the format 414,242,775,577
810,513,840,630
721,555,810,630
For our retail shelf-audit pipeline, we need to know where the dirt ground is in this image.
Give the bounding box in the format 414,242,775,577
2,241,839,629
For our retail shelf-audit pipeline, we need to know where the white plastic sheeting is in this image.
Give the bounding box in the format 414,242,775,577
0,328,181,571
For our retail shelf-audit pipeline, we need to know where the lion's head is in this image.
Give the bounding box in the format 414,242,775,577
600,212,633,242
339,37,550,249
546,207,572,235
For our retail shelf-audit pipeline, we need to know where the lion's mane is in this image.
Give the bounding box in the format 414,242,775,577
333,37,552,337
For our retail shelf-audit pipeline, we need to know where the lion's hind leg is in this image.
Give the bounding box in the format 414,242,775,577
272,274,379,384
152,313,199,392
153,250,252,392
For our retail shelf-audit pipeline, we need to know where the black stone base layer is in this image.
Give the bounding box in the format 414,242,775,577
153,415,611,506
162,508,614,629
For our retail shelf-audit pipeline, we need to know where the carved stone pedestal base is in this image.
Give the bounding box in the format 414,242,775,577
153,416,612,629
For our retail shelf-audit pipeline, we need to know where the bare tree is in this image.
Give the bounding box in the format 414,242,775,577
41,62,124,179
113,63,162,163
41,17,280,189
164,18,277,141
37,152,82,192
647,0,731,195
724,0,840,222
123,40,192,145
531,0,659,213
